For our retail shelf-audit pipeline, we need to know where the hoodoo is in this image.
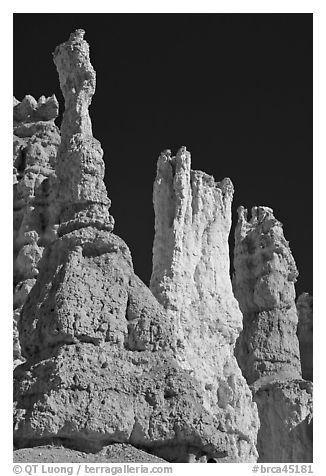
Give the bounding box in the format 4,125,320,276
150,147,260,460
233,206,313,462
13,30,259,463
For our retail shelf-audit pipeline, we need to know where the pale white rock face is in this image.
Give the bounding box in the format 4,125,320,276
150,148,259,462
296,293,313,381
151,148,241,370
233,206,313,462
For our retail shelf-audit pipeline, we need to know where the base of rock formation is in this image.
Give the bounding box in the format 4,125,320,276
13,444,167,464
252,378,313,463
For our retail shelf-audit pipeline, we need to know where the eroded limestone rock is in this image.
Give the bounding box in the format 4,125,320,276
252,378,313,463
15,222,257,462
53,29,114,235
13,93,61,367
150,148,260,461
14,30,258,463
233,206,302,384
233,206,313,462
14,95,59,123
296,293,313,381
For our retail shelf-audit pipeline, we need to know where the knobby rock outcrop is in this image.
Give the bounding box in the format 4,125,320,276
13,30,259,463
233,206,313,462
13,94,60,367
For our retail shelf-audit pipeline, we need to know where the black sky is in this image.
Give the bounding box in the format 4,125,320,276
13,13,313,295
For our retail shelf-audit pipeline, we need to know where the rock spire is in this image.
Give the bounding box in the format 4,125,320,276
13,31,258,463
150,147,260,461
233,206,302,383
53,29,114,235
13,28,312,465
233,206,313,462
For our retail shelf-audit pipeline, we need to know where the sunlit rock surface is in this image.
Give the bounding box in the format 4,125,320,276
150,148,259,461
13,30,259,463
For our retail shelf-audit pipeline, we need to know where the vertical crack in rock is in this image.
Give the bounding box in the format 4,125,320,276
14,31,258,463
296,293,313,381
150,147,260,462
233,206,313,462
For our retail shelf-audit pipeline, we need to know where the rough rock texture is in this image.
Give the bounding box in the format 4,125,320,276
252,377,313,463
296,293,313,381
53,28,114,235
233,206,313,462
14,30,258,463
16,226,235,462
150,149,259,461
14,444,168,463
13,94,61,366
233,206,302,384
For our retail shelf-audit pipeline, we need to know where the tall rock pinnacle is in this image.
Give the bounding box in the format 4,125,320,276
233,206,302,383
150,147,259,462
233,206,312,462
14,32,258,463
151,147,243,370
54,29,94,140
53,29,114,235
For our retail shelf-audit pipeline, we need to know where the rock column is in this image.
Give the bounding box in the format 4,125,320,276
233,206,302,383
53,29,114,235
150,148,260,462
233,206,313,462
